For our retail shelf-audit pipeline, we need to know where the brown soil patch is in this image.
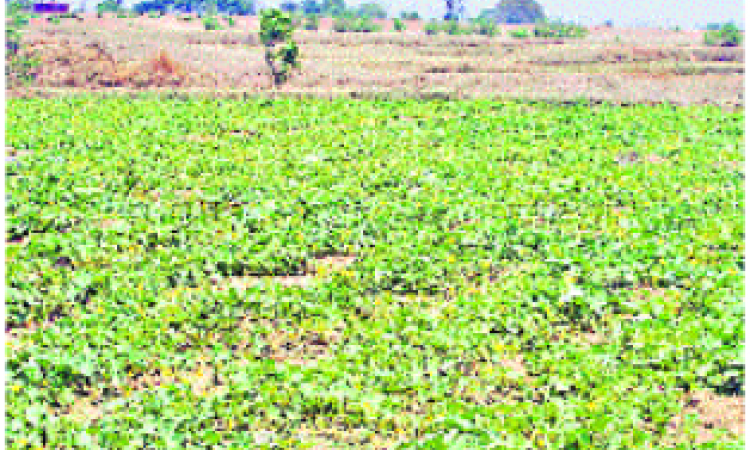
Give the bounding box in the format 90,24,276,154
551,327,609,346
295,421,397,448
250,319,343,367
714,160,743,171
185,134,219,143
226,129,259,138
645,154,670,164
213,275,316,290
6,147,33,158
6,319,53,342
578,332,608,345
497,356,528,380
453,356,530,406
666,390,744,445
142,189,202,202
100,219,127,229
616,151,642,165
310,255,357,272
449,219,479,231
67,396,106,424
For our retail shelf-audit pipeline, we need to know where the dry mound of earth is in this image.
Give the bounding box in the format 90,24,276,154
9,37,217,90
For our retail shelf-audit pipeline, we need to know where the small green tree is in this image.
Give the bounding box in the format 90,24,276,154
260,8,300,86
303,14,319,30
494,0,545,24
333,17,350,31
476,17,498,36
704,22,743,47
533,19,587,38
392,17,405,31
97,0,123,14
509,28,530,38
424,20,440,35
445,19,460,35
203,15,221,29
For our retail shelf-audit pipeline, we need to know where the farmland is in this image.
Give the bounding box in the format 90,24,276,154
5,96,744,448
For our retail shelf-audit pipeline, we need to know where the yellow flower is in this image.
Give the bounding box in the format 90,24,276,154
11,385,20,393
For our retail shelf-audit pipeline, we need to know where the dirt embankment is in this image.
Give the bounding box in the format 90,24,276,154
6,17,745,107
8,37,218,92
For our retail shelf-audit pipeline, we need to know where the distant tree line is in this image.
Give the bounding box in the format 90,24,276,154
133,0,255,15
129,0,394,18
282,0,388,19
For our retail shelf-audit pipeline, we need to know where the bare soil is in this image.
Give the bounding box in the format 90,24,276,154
7,15,744,107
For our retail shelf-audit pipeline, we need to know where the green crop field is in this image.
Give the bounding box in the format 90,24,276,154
6,96,744,448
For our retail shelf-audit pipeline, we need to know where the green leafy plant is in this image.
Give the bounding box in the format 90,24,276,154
334,17,380,32
355,17,380,32
260,8,300,86
203,16,221,30
424,20,440,35
533,20,588,38
97,0,122,15
6,9,39,85
303,14,319,30
704,22,743,47
392,18,405,32
475,18,499,36
444,19,462,35
225,15,235,26
509,27,530,38
333,17,349,32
